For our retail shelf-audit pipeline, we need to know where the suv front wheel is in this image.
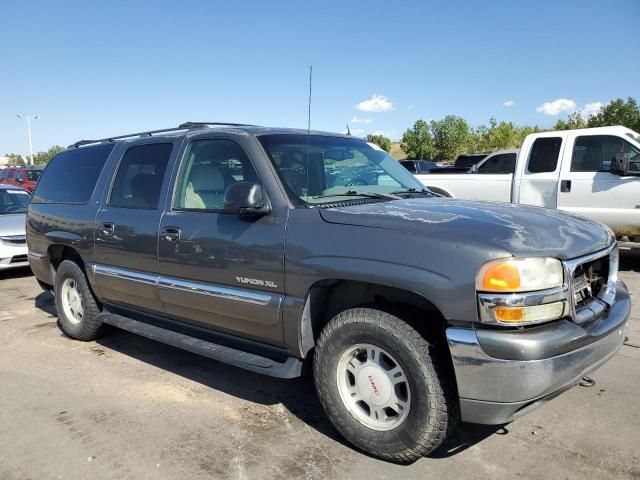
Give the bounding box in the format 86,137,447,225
313,307,455,462
54,260,104,341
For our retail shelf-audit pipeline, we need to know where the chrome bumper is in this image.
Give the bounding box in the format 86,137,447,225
447,281,630,425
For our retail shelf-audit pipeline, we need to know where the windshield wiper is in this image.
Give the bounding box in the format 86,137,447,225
390,188,434,196
311,190,399,201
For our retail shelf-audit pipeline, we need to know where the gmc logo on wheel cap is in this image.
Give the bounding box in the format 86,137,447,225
368,375,380,397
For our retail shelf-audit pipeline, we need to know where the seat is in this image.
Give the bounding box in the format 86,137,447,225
130,173,162,209
184,163,226,209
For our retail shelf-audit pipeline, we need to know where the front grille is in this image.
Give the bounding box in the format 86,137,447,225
10,255,28,264
572,254,609,308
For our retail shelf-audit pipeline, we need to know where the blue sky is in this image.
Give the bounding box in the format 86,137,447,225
1,0,638,155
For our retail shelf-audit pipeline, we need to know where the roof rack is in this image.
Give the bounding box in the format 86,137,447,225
68,121,258,148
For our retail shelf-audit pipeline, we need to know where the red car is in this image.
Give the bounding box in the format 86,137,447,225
1,165,44,192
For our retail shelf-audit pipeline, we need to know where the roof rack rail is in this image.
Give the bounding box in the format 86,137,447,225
68,121,258,148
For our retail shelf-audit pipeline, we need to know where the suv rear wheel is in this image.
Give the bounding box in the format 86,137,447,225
313,307,454,463
54,260,104,341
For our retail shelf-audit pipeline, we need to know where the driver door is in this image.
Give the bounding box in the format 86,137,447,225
557,133,640,237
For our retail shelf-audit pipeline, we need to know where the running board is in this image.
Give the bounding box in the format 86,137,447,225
97,312,303,378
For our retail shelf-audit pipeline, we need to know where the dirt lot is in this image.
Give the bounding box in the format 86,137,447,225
0,251,638,480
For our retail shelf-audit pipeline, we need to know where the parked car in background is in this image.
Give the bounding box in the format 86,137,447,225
27,122,630,462
0,184,30,271
2,165,44,192
417,127,640,244
399,159,439,173
454,152,489,169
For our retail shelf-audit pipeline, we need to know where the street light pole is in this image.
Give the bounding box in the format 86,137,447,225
17,114,40,165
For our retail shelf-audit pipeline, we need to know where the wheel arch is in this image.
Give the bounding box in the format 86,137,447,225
297,278,448,358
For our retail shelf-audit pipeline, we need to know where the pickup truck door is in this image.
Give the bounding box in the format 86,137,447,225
515,135,564,208
156,136,286,345
556,133,640,238
93,141,177,314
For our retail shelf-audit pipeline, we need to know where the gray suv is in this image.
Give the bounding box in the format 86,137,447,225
26,122,630,462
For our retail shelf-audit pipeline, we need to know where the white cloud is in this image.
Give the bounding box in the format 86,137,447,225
355,94,393,112
580,102,603,117
503,100,515,107
351,116,372,124
371,130,387,136
536,98,577,115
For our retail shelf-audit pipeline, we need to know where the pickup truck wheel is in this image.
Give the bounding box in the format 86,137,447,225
54,260,104,341
313,307,454,462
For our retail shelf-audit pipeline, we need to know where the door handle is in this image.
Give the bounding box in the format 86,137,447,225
160,227,181,243
100,222,115,237
560,180,572,192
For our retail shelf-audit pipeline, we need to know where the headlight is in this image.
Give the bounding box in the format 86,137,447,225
476,257,567,326
476,257,564,293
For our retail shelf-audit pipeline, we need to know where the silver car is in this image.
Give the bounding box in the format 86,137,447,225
0,184,30,270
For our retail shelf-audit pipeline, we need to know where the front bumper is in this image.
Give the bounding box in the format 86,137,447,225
0,242,29,270
446,281,630,425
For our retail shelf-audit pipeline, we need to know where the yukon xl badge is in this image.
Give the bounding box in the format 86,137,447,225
236,276,278,289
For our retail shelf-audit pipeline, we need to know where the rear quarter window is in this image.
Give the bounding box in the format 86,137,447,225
32,143,115,204
527,137,562,173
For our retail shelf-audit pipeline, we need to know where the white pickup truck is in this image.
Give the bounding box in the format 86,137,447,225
416,126,640,242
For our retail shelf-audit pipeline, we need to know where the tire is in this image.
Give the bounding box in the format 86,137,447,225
313,307,455,463
54,260,104,341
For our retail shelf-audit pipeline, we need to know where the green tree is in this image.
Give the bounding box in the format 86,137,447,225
32,145,64,165
430,115,470,161
400,120,434,159
4,153,25,166
587,97,640,131
554,111,587,130
365,133,392,152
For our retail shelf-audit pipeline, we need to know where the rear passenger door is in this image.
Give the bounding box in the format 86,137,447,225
516,136,564,208
156,136,286,345
93,141,177,314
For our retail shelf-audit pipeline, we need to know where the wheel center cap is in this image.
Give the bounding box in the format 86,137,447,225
356,365,392,406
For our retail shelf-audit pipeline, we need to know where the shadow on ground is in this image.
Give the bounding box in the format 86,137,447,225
0,266,33,281
620,248,640,272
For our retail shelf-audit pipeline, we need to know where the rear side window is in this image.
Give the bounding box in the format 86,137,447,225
527,137,562,173
109,143,173,210
32,144,115,204
6,169,15,180
478,153,517,174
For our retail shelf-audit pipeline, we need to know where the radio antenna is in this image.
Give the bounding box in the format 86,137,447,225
307,65,313,133
304,66,313,205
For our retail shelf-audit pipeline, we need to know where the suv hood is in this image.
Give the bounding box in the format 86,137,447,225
319,199,613,260
0,214,27,236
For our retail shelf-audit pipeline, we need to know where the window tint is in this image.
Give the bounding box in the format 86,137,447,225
570,135,638,172
32,144,115,204
478,153,517,174
400,161,417,172
527,137,562,173
109,143,173,210
26,170,42,181
6,169,15,180
175,139,259,211
0,170,5,180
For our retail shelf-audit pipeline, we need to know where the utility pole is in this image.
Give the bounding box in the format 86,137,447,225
17,114,40,165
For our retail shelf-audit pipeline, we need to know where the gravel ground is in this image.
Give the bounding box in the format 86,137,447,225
0,250,638,480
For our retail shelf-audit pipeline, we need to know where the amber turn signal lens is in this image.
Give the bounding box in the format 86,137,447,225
481,262,521,291
494,306,525,322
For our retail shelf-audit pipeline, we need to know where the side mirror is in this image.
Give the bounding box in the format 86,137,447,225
223,182,270,216
611,153,640,176
16,175,24,183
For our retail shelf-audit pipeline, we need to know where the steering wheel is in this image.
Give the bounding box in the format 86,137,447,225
345,177,368,187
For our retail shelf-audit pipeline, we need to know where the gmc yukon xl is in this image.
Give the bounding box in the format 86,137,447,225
27,122,631,462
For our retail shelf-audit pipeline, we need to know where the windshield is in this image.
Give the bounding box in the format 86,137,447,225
26,170,42,181
258,134,428,205
0,189,30,214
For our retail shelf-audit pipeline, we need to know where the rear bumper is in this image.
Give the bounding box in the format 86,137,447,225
446,282,630,425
